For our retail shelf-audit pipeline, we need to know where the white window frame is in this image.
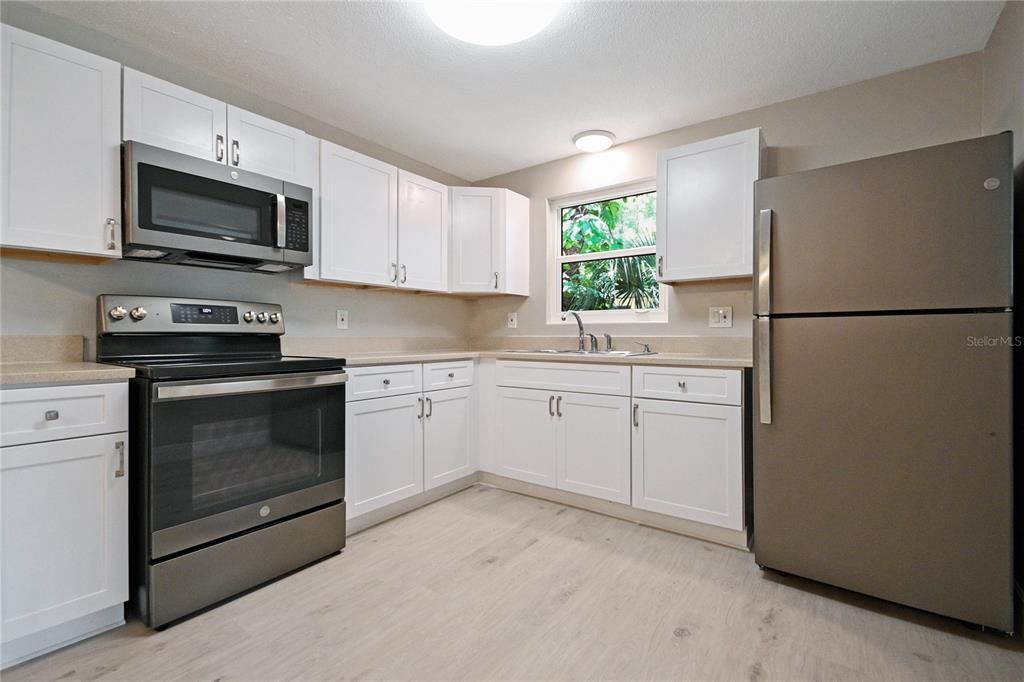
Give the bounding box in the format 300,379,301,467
547,180,667,326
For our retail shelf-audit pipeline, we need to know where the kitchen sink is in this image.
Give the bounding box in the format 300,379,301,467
501,349,658,357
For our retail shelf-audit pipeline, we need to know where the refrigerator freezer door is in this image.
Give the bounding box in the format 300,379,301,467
753,312,1013,631
754,133,1012,314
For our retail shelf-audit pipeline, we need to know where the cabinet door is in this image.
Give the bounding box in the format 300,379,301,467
423,387,474,490
493,387,557,487
632,398,743,530
1,433,127,643
319,141,398,286
123,68,227,162
450,187,499,293
656,128,761,281
1,25,121,257
226,104,306,182
398,170,449,292
556,392,631,504
346,393,423,518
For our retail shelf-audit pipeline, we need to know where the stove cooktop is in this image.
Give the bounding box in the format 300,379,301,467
106,355,345,381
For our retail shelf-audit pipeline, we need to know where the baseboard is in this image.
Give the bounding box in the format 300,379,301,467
1,604,124,670
346,473,481,535
478,472,749,551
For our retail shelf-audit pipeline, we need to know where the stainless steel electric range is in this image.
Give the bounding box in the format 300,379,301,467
96,295,347,628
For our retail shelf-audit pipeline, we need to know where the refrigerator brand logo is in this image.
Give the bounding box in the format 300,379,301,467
966,335,1022,347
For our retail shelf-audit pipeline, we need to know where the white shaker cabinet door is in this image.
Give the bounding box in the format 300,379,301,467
632,398,744,530
1,433,128,644
423,386,475,490
226,104,306,182
556,392,632,504
398,170,449,292
450,187,499,292
319,141,398,286
1,25,121,257
346,393,424,518
493,387,557,487
123,68,227,162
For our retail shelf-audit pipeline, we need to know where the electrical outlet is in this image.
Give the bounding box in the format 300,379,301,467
507,312,518,329
709,306,733,328
336,309,349,330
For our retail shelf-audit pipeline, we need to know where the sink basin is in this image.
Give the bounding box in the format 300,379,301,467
501,349,657,357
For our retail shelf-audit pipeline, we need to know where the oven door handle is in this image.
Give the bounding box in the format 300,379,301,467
275,193,287,249
154,370,347,402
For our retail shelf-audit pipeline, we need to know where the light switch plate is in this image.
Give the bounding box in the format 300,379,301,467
507,312,518,329
709,306,733,328
336,309,349,330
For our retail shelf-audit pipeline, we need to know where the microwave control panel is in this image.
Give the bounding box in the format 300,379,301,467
285,198,309,252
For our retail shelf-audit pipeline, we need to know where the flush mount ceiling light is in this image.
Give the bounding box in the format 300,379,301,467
573,130,616,153
425,1,561,46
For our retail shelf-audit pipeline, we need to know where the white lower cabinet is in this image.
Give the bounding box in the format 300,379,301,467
494,387,558,487
423,386,474,490
346,393,424,518
631,398,744,530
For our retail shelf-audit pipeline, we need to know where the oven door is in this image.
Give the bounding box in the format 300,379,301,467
124,141,296,264
147,370,346,559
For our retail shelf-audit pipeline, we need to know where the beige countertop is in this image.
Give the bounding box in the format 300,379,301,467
0,361,135,387
342,350,750,369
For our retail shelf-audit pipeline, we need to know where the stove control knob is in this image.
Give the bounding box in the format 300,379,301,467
256,312,268,323
108,306,127,321
269,312,281,324
129,306,147,321
243,310,255,323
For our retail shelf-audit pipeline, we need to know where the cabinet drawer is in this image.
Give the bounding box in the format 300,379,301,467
346,364,421,401
632,366,741,405
0,383,128,447
423,360,474,391
496,361,630,397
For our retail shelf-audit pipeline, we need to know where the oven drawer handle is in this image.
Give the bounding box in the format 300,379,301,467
154,371,348,402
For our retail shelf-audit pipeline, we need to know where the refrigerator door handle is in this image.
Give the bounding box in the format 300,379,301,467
757,317,772,424
757,209,772,316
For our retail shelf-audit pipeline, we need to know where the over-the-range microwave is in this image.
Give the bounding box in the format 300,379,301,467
122,141,312,273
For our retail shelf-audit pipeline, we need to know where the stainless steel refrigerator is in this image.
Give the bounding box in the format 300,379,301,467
752,132,1014,633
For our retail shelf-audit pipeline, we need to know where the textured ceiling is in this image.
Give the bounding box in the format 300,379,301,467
27,1,1004,181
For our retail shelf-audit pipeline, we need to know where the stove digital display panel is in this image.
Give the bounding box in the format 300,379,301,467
170,303,239,325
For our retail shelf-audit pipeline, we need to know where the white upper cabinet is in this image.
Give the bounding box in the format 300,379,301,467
656,127,763,281
318,141,398,286
121,69,306,182
398,170,449,292
123,67,227,162
1,25,121,257
450,187,530,295
226,105,306,182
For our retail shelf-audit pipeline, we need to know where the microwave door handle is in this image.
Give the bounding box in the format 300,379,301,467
154,370,348,402
276,194,287,248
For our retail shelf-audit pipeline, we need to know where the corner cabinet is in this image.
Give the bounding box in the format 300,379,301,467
656,128,763,281
1,25,122,257
398,170,449,292
450,187,530,295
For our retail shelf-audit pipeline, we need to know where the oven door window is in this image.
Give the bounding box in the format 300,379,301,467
149,383,344,531
138,163,276,246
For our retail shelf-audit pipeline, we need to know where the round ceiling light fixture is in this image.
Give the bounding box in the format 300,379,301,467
425,1,561,46
573,130,616,153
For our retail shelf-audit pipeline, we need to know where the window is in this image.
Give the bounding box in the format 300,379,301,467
550,186,664,324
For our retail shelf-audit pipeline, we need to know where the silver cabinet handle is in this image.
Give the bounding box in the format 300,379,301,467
548,395,555,416
231,139,240,166
657,255,664,277
447,372,455,379
757,209,772,316
400,265,408,284
556,395,563,417
678,381,687,390
425,397,433,418
417,397,424,419
275,194,287,248
44,410,59,421
757,317,772,424
215,134,225,162
493,272,499,289
114,441,125,478
106,218,118,250
633,403,639,428
382,378,391,386
390,263,398,283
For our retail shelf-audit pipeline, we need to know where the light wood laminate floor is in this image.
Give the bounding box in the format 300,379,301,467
7,485,1024,681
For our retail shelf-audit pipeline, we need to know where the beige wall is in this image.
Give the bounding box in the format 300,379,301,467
469,53,984,340
982,1,1024,166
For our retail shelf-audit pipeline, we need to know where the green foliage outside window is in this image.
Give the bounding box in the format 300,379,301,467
560,191,658,312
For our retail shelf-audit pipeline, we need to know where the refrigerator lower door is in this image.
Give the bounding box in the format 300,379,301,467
753,312,1013,631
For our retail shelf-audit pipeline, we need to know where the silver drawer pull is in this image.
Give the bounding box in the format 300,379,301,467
382,378,391,386
447,372,455,379
44,410,59,421
678,381,687,390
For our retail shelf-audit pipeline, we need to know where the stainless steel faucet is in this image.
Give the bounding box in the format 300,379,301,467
562,310,586,351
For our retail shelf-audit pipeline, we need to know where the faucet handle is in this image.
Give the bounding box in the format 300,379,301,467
603,333,613,351
634,341,652,353
586,333,599,352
